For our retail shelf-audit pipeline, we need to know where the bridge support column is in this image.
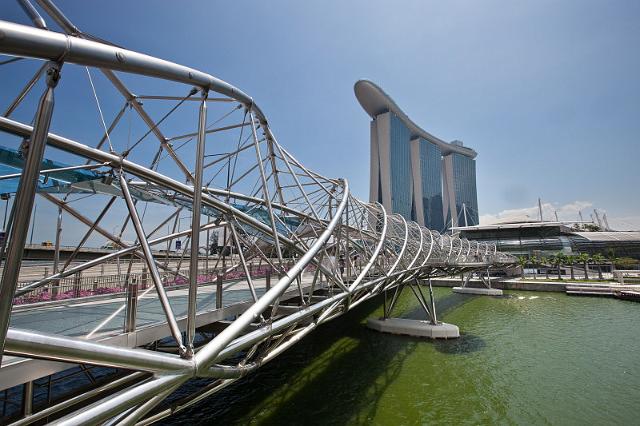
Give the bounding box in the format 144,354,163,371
368,278,459,339
125,277,138,333
22,381,33,417
383,289,388,318
453,267,503,296
52,204,62,286
141,265,148,290
0,62,60,365
428,278,437,324
73,271,81,298
216,274,223,309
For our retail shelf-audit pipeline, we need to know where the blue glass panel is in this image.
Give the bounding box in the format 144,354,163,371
388,114,412,221
0,145,296,239
418,139,444,230
0,145,104,195
451,153,479,226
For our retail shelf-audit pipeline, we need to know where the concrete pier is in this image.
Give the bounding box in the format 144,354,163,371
367,318,459,339
452,287,503,296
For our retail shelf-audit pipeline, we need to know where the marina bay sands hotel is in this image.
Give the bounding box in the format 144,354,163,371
355,80,479,231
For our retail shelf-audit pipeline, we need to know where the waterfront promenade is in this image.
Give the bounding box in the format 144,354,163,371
433,274,640,298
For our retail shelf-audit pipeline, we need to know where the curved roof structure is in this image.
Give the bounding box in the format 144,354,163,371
354,79,477,158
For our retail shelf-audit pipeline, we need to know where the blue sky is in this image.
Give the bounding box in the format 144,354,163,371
2,0,639,232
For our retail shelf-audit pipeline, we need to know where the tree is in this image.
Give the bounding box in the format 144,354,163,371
592,253,605,280
208,232,219,255
606,249,618,274
530,255,538,280
517,256,527,279
540,256,550,279
566,254,576,280
577,253,590,280
553,253,566,280
615,257,640,270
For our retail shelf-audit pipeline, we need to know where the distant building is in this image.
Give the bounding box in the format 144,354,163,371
442,149,479,228
355,80,479,230
455,221,640,260
411,137,444,231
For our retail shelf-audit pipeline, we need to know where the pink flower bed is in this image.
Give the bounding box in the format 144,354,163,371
13,287,123,305
14,266,282,305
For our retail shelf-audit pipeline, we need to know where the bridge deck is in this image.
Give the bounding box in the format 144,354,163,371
1,274,320,391
1,261,500,392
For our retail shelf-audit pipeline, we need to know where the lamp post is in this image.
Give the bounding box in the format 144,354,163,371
28,203,37,245
176,215,190,251
1,193,10,231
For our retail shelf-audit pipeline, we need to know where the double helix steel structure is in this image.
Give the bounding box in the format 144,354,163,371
0,2,515,424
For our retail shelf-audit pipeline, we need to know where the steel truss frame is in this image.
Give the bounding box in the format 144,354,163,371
0,2,515,424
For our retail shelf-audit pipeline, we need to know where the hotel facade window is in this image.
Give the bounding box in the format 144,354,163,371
357,79,479,231
389,114,413,220
443,153,479,227
369,111,414,222
416,138,444,231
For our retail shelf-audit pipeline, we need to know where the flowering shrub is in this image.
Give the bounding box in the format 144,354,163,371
94,287,122,295
14,264,284,305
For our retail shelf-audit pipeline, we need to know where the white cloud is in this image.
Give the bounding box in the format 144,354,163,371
606,215,640,231
481,201,640,231
480,200,593,225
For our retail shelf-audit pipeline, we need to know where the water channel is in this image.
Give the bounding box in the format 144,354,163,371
161,287,639,425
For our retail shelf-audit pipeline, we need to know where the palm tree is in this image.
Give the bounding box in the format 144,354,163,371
530,255,538,280
577,253,590,280
540,256,550,279
566,254,576,280
592,253,605,280
553,253,566,280
517,256,527,279
606,249,618,275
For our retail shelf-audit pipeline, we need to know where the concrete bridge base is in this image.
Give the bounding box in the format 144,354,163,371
452,287,503,296
367,318,459,339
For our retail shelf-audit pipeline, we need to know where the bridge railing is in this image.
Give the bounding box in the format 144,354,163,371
13,259,307,305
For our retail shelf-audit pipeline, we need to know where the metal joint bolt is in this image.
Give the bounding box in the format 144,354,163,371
45,63,62,88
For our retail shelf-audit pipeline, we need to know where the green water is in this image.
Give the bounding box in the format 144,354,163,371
163,289,640,425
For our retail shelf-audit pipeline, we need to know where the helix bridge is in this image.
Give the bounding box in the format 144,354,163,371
0,1,515,424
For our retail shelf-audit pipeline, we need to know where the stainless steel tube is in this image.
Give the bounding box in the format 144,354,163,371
118,173,186,355
0,62,60,366
5,328,193,373
186,93,207,355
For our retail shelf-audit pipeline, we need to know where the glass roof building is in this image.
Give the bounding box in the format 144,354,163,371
457,222,640,260
356,79,478,231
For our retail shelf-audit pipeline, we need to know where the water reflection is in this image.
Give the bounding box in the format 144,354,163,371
434,333,486,355
158,288,640,425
